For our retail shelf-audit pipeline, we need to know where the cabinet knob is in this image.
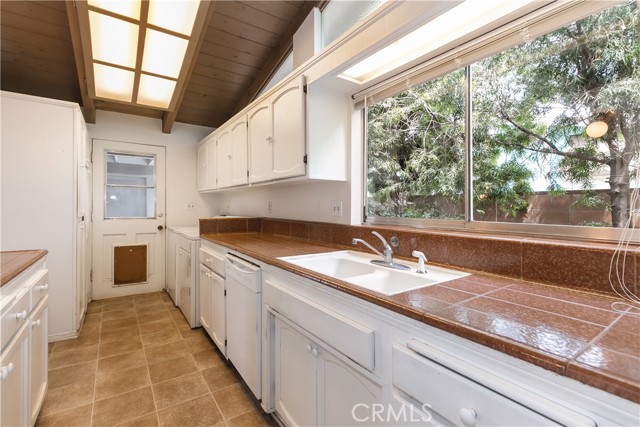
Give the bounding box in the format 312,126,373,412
32,319,41,327
311,347,320,357
227,154,232,159
36,284,49,291
0,363,14,380
459,407,477,427
306,344,312,353
15,310,28,320
266,136,273,143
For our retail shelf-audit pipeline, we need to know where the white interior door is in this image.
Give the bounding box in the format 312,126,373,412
92,139,166,300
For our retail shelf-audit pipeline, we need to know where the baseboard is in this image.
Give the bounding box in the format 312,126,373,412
48,331,79,342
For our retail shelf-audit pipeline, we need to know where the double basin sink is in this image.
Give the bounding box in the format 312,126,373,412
279,250,468,296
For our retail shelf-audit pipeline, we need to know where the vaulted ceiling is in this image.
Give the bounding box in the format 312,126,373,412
1,1,325,133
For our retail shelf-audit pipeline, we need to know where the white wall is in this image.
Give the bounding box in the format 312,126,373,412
215,181,352,224
88,110,217,226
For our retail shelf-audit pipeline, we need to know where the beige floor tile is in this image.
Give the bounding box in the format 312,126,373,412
133,293,163,305
95,365,150,400
86,302,103,314
84,312,102,324
141,327,182,348
102,317,139,330
39,381,94,417
35,403,92,427
183,332,215,354
49,344,99,369
92,387,155,427
157,394,223,427
148,354,199,384
47,342,54,355
98,335,143,359
137,311,173,325
102,300,134,312
144,341,189,365
192,347,225,371
227,409,277,427
136,304,168,317
139,318,176,336
97,350,147,375
102,308,137,321
152,372,209,409
78,321,101,336
100,324,140,343
51,332,100,353
48,361,96,390
115,412,160,427
212,383,258,420
201,365,240,392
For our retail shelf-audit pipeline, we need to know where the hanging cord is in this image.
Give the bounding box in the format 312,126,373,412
608,169,640,316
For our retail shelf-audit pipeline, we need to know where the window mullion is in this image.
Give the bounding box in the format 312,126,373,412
464,65,473,222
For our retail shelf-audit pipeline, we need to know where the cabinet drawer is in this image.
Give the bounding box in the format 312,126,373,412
265,280,375,371
1,289,30,351
29,270,49,310
392,341,596,427
199,247,226,277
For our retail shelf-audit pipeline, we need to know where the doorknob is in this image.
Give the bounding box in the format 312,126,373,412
158,225,164,231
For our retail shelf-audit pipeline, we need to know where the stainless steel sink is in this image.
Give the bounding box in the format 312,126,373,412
279,251,469,295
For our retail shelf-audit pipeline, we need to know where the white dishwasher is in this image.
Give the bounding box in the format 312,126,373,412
225,254,262,400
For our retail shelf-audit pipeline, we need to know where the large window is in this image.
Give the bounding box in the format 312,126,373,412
366,1,639,234
105,152,156,219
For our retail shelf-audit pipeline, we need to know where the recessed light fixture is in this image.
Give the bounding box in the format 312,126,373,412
338,0,536,84
79,0,202,110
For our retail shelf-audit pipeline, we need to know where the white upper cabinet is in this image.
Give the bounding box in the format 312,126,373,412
217,114,248,189
197,135,216,192
249,75,306,184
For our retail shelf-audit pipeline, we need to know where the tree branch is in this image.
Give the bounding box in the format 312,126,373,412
494,139,607,164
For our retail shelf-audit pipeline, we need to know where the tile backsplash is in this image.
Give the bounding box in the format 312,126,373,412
200,217,638,299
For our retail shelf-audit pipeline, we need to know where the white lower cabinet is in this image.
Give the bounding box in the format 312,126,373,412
1,323,29,427
28,298,48,426
261,265,635,427
273,315,382,427
199,243,227,356
0,256,49,426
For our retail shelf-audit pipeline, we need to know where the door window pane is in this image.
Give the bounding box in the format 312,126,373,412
105,152,156,218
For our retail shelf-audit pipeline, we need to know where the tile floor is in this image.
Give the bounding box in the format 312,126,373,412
36,291,277,427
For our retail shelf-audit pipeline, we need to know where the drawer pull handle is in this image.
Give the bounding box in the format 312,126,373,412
15,310,28,320
36,284,49,291
32,319,41,327
1,363,14,380
459,407,477,427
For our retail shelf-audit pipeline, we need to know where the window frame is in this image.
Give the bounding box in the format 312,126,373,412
104,151,158,220
361,0,639,243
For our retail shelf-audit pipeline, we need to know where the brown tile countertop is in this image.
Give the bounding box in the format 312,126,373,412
0,249,47,287
202,232,640,404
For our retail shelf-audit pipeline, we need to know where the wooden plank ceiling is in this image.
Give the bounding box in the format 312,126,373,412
1,0,322,133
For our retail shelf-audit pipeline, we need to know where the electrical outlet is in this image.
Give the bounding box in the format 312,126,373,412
268,200,273,214
331,200,342,217
187,202,196,211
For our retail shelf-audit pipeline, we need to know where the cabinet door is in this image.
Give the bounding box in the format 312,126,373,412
29,298,48,426
275,318,317,427
199,264,213,337
216,126,233,188
1,324,29,427
319,349,383,427
197,141,209,191
248,103,273,183
271,75,306,180
230,116,248,186
210,270,226,355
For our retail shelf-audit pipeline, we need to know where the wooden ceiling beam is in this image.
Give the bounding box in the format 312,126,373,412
162,1,217,134
232,0,328,115
65,0,96,123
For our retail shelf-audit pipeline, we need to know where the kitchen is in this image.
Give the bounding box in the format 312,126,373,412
1,0,639,426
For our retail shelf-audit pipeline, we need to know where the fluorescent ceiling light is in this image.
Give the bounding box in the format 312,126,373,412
89,11,138,68
148,0,200,36
93,63,135,102
137,75,176,109
339,0,536,83
142,29,188,78
87,0,141,20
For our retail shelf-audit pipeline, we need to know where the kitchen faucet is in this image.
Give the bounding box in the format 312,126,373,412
352,231,410,271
